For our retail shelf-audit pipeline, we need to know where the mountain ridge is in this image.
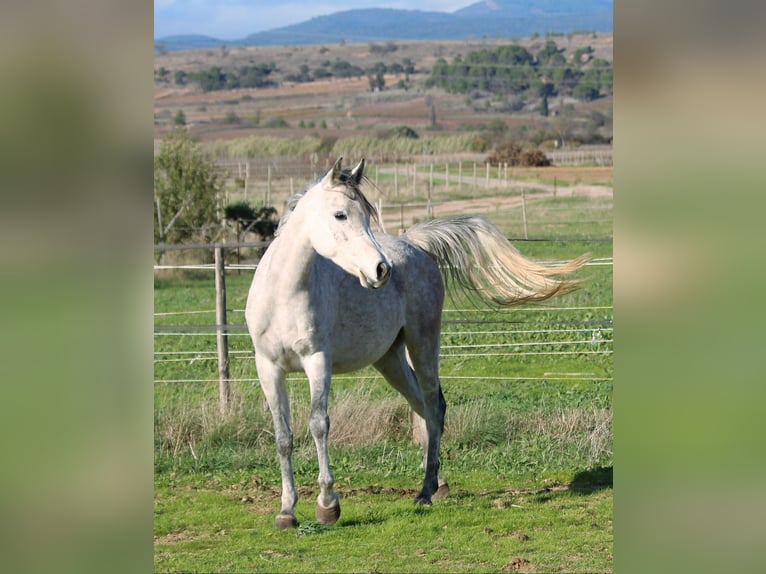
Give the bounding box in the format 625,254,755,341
155,1,612,52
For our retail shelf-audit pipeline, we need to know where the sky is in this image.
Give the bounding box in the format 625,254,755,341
154,1,472,39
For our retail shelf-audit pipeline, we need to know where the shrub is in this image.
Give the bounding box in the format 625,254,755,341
224,202,278,240
223,111,240,124
487,143,551,167
173,109,186,126
486,142,522,167
264,116,289,128
387,125,419,139
519,149,552,167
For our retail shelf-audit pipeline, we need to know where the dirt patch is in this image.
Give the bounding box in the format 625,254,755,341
504,557,532,572
154,530,193,545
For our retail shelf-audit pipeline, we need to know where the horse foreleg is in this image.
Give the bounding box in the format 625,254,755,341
256,356,298,528
304,353,341,524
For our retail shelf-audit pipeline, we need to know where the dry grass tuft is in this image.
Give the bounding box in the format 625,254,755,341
329,386,411,446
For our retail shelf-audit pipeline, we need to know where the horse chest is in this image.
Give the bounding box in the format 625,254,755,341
248,295,326,365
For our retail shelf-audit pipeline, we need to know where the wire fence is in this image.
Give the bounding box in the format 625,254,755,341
154,245,614,390
155,177,613,407
155,248,613,387
203,155,613,239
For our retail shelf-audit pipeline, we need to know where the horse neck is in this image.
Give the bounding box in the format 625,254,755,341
269,210,317,295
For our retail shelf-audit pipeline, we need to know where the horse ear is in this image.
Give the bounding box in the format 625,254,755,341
322,157,344,187
350,158,365,185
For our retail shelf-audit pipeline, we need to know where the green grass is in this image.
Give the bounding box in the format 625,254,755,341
155,471,612,573
154,193,612,572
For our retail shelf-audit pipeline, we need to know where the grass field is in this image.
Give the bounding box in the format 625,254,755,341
154,181,612,572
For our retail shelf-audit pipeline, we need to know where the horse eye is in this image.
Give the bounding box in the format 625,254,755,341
334,212,348,221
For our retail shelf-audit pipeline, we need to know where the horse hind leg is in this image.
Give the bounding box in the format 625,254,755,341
403,322,448,505
374,343,449,504
411,411,450,499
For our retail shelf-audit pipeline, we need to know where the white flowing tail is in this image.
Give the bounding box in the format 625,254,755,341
404,215,588,306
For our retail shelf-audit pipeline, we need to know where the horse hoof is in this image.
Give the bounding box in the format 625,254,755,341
413,494,432,506
316,502,341,525
275,513,298,529
433,478,450,500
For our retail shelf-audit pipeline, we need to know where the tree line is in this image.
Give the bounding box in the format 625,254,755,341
425,40,612,102
158,58,417,93
154,39,611,101
180,63,278,92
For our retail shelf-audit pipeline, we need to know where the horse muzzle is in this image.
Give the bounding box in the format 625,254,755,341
360,260,391,289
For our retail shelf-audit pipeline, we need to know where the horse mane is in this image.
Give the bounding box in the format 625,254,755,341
276,169,379,235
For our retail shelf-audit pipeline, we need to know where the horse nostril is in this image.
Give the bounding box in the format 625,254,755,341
376,261,390,282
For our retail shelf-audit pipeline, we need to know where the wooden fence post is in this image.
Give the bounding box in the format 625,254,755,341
244,161,249,201
521,189,529,240
429,163,434,193
214,245,231,415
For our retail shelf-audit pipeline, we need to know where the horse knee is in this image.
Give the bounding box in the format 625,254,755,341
309,411,330,439
275,431,293,457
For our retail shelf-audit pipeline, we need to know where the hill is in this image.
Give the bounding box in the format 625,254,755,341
155,1,612,51
153,33,612,150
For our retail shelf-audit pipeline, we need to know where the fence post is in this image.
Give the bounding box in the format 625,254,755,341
214,245,231,415
521,188,529,240
244,161,250,201
429,163,434,193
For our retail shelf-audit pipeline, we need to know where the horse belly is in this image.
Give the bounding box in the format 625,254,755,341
329,287,403,373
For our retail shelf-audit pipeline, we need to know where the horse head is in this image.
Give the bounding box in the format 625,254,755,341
304,157,392,289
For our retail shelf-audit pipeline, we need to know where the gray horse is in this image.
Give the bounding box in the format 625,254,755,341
245,157,585,528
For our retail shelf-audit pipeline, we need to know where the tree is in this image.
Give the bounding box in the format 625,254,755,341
426,44,536,95
367,62,387,91
401,58,415,80
154,66,170,83
536,40,566,68
173,109,186,126
224,202,278,242
573,83,599,101
154,131,222,253
579,58,613,97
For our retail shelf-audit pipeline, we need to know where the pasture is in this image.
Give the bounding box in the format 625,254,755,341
154,175,612,572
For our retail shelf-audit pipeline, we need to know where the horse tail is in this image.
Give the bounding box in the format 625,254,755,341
403,215,588,306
